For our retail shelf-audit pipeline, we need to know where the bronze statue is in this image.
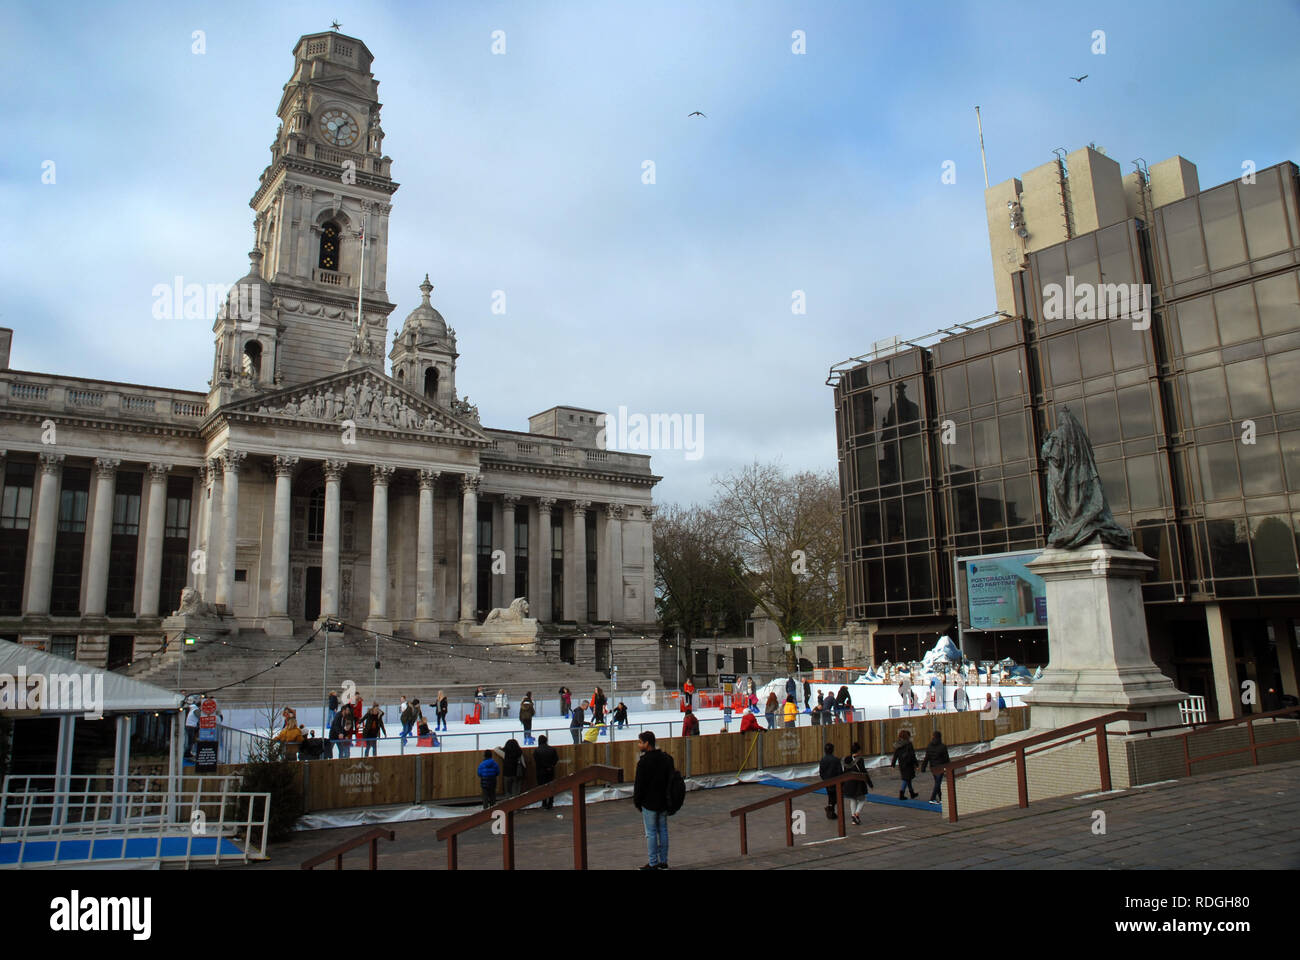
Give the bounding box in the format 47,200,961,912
1041,406,1132,549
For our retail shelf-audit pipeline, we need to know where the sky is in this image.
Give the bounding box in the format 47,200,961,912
2,0,1298,508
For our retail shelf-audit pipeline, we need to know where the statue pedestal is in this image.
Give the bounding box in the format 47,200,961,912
1024,542,1185,732
467,618,539,651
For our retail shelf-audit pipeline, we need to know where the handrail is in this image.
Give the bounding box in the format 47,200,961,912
728,770,869,855
1174,706,1300,775
939,710,1146,823
434,764,624,870
300,827,396,870
1104,704,1300,739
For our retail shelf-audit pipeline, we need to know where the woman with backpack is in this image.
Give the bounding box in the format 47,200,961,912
519,692,536,742
842,741,874,826
920,730,951,804
891,729,919,800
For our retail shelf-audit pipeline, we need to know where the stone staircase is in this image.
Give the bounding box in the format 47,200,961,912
125,625,671,707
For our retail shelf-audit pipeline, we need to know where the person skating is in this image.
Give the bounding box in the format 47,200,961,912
570,701,587,745
612,701,629,729
785,676,796,704
519,692,536,743
842,742,873,825
920,730,950,805
891,729,919,800
783,695,798,727
836,685,852,723
819,742,843,820
399,698,421,748
534,734,559,809
435,690,449,732
333,707,354,758
681,706,700,737
559,687,572,718
477,749,500,809
362,705,386,757
803,678,811,710
633,730,675,869
764,691,779,730
591,686,607,725
682,679,695,709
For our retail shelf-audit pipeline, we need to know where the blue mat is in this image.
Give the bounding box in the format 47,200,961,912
0,835,246,864
757,777,941,812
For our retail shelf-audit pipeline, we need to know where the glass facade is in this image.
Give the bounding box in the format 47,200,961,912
833,162,1300,668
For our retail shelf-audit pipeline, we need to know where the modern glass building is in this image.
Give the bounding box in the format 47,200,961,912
829,151,1300,720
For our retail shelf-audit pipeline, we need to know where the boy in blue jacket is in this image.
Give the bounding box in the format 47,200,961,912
477,750,501,809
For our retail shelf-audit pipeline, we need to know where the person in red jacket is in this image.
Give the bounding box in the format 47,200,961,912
739,710,763,733
681,707,700,736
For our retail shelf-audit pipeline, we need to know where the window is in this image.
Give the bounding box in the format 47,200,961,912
307,487,325,543
51,635,77,660
112,488,141,536
1241,170,1291,259
242,340,262,379
1199,184,1246,271
424,367,438,399
1214,284,1258,346
1256,271,1300,335
58,487,89,533
234,569,247,582
165,495,191,539
1,462,34,530
1176,296,1218,354
1162,198,1207,282
318,222,340,270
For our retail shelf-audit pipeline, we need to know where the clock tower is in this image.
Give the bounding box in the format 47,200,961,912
215,31,399,397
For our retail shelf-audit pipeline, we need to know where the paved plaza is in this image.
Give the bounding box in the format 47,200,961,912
232,758,1300,871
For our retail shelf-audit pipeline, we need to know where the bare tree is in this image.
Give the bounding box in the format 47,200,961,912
710,461,843,668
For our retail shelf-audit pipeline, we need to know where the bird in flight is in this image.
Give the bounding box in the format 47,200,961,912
330,20,342,31
1070,74,1088,83
688,111,707,118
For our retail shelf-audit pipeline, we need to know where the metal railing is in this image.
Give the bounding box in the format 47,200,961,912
1173,705,1300,773
1,774,270,868
937,710,1146,822
435,764,624,870
729,770,871,855
1179,696,1208,725
301,828,396,870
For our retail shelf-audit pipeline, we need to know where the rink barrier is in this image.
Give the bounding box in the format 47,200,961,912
202,707,1029,812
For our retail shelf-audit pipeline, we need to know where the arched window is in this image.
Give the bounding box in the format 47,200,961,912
318,222,340,270
242,341,262,379
424,367,439,399
306,487,325,543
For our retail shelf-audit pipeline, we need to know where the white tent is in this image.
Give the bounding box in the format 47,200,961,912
0,639,182,714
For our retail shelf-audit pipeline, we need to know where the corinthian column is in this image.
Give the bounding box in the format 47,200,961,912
502,495,519,605
215,450,246,611
266,456,298,635
604,502,624,623
138,462,172,618
413,469,439,636
83,458,121,618
319,459,348,621
536,497,555,623
24,453,64,617
365,464,396,632
457,474,481,634
570,500,591,623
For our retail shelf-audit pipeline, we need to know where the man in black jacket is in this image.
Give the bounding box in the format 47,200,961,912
634,731,675,870
819,742,843,820
534,735,560,809
920,730,951,804
570,702,587,745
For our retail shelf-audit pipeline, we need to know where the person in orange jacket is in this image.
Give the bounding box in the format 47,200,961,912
681,707,700,736
682,680,695,709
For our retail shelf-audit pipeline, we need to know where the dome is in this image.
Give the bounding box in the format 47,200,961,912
401,275,446,337
225,249,271,322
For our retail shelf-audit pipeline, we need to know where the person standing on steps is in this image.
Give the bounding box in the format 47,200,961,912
633,730,675,870
534,735,559,809
570,700,587,745
920,730,950,805
435,690,449,732
519,692,536,743
891,729,919,800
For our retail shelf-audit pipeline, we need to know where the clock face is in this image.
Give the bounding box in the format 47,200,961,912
318,109,359,147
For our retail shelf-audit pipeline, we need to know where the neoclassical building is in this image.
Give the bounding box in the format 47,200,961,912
0,31,658,669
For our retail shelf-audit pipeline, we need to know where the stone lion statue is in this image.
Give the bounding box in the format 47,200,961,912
174,587,217,618
483,597,529,624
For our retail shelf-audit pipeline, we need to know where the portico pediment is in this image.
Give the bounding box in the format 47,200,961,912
221,369,488,445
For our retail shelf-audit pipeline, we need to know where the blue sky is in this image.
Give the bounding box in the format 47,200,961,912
2,0,1298,507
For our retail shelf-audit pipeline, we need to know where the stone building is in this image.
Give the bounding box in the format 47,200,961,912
0,31,659,671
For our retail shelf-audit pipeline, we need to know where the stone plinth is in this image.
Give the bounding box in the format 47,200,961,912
466,618,539,652
1025,542,1185,732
